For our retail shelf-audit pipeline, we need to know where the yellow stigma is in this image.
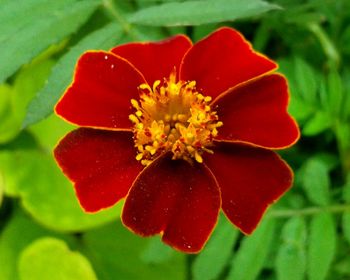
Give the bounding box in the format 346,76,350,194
129,71,223,166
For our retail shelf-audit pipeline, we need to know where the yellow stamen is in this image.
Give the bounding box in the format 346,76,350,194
129,71,223,166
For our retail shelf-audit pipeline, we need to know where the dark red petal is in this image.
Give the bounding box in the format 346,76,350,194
54,128,143,212
55,51,146,130
205,142,293,234
214,74,300,149
122,154,220,253
111,35,192,85
179,27,277,100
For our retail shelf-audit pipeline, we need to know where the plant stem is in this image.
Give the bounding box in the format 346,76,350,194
307,23,340,68
102,0,139,41
269,204,350,218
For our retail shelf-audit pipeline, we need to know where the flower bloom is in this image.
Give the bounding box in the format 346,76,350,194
54,27,300,253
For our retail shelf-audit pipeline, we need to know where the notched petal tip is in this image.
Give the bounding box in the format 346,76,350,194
214,73,300,149
55,51,146,131
54,128,143,212
206,142,293,234
180,27,277,100
122,155,221,253
111,35,192,85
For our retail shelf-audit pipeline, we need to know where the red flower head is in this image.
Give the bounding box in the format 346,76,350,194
54,27,300,253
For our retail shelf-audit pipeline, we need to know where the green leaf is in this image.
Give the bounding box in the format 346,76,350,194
343,214,350,246
344,90,350,121
307,23,340,67
19,237,97,280
335,123,350,169
226,218,275,280
294,57,318,104
0,84,19,143
319,78,329,110
129,0,280,26
192,215,239,280
0,150,121,231
0,0,73,41
0,0,100,83
192,24,220,42
302,111,332,136
341,26,350,55
284,11,324,25
11,59,55,124
342,174,350,245
83,221,186,280
0,171,3,207
23,22,123,127
0,58,55,144
140,237,175,264
252,20,271,52
343,173,350,202
0,208,70,280
301,158,331,206
275,217,307,280
327,67,343,116
333,257,350,277
307,213,336,280
311,153,339,171
287,92,314,122
277,58,299,98
29,114,74,150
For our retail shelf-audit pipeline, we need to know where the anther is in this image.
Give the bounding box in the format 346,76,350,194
129,72,222,166
129,114,139,124
195,152,203,163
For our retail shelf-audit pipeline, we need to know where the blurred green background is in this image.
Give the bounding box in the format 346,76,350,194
0,0,350,279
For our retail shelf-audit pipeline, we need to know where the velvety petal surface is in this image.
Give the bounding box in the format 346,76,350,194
180,27,277,100
54,128,143,212
214,74,300,149
111,35,192,85
122,154,220,253
205,142,293,234
55,51,146,130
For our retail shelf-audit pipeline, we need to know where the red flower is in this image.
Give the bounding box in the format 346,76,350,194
54,27,300,253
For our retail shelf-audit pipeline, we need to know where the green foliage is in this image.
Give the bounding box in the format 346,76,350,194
327,67,343,116
294,57,318,104
192,215,239,280
342,175,350,245
276,217,307,280
301,158,331,206
18,238,97,280
140,237,175,264
303,111,333,136
0,149,121,231
128,0,280,26
24,22,123,127
83,221,186,280
226,218,276,280
0,0,100,83
1,0,350,279
0,54,56,143
0,208,73,280
0,172,3,207
307,213,336,280
0,84,18,143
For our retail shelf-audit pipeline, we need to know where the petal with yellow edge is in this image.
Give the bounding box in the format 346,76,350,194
55,51,146,130
205,142,293,234
54,128,143,212
111,35,192,85
122,154,221,253
214,74,300,149
179,27,277,100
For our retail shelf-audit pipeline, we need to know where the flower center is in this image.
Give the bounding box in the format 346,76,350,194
129,71,223,166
